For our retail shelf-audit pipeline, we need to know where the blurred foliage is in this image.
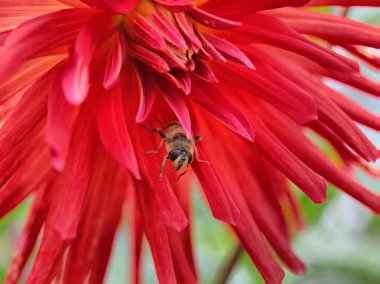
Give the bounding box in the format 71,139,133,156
0,199,31,283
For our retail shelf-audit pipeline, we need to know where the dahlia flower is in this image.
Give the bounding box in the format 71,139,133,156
1,0,380,283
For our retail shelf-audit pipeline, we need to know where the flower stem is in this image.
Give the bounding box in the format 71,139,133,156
215,244,244,284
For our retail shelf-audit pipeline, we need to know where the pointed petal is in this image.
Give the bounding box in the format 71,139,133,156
231,13,359,80
135,65,156,123
204,33,255,69
5,187,49,283
264,108,380,213
135,182,177,284
190,78,255,142
103,32,127,90
275,8,380,48
54,90,99,240
187,7,241,29
192,145,240,225
97,82,141,179
231,189,285,284
253,117,327,203
155,76,192,138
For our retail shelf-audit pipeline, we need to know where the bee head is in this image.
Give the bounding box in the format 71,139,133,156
168,149,193,171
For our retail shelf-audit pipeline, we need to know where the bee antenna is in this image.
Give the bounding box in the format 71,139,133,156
175,170,189,184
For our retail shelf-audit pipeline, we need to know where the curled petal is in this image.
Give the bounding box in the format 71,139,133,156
103,32,127,90
204,33,255,69
187,8,241,29
135,64,156,123
62,13,119,105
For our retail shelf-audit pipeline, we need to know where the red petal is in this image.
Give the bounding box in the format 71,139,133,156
204,33,255,69
231,190,285,284
130,130,189,231
0,0,67,32
212,61,318,125
46,68,76,172
153,0,194,12
0,8,92,79
62,13,119,105
125,67,189,232
191,145,240,225
5,188,49,283
88,174,126,283
135,182,177,284
193,58,218,83
174,12,202,50
155,76,192,138
129,42,171,73
130,13,166,50
253,117,327,203
200,0,309,20
187,7,241,29
63,155,126,284
191,82,255,142
103,32,127,90
231,13,359,80
97,0,140,14
135,65,156,123
97,82,141,179
264,108,380,213
150,8,187,49
308,0,380,6
327,85,380,130
54,90,99,240
0,147,50,219
274,8,380,48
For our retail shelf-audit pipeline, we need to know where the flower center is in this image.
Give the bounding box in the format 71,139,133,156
113,0,253,93
124,1,199,75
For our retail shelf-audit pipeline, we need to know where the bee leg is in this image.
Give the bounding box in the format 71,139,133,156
139,124,166,139
194,135,202,143
159,157,168,180
175,170,189,184
146,138,165,155
195,147,210,164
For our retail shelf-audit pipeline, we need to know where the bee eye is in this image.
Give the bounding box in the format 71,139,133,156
187,153,193,164
168,149,182,161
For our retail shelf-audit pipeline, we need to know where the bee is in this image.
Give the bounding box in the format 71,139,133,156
141,121,209,181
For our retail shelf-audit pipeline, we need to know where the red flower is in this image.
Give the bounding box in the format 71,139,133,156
1,0,380,283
